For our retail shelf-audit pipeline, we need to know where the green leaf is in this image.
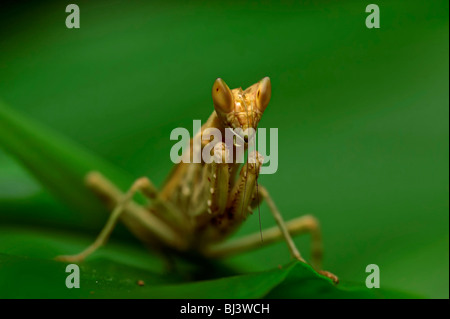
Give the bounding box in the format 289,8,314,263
265,266,422,299
0,226,419,299
0,100,135,228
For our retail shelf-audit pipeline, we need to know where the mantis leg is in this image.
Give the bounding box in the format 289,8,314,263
55,172,186,263
259,185,307,263
206,184,338,283
205,215,321,265
259,186,338,283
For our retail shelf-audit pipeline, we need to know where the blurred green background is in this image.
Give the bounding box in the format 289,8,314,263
0,0,448,298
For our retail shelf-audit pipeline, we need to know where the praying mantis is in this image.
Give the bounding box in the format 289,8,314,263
56,77,338,283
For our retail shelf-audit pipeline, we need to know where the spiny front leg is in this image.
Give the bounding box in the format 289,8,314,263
207,142,231,215
199,151,263,243
228,151,264,220
190,142,231,219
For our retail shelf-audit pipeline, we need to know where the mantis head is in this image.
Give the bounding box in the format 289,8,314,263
212,77,271,143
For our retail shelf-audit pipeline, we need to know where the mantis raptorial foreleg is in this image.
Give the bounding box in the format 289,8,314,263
207,142,231,215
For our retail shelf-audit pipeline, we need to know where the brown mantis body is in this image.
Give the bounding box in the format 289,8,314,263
57,77,338,283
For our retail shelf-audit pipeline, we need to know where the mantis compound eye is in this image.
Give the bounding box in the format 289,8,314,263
256,77,271,113
212,78,233,114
